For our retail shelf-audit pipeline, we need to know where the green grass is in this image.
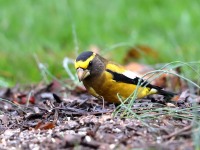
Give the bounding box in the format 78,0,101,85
0,0,200,85
1,1,200,147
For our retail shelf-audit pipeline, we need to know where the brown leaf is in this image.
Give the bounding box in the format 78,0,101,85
35,121,55,130
13,94,35,104
124,45,158,63
171,95,180,102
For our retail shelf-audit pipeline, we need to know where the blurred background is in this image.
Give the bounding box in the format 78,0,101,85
0,0,200,86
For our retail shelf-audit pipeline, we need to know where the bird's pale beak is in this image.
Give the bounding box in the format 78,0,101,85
76,68,90,81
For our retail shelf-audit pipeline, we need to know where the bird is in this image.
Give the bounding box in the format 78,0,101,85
74,51,176,104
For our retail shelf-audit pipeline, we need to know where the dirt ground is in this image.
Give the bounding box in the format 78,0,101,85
0,80,199,150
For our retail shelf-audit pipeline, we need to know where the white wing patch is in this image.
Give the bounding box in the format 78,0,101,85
122,70,141,79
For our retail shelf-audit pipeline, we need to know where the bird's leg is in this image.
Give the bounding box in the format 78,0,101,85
87,87,105,109
97,96,105,110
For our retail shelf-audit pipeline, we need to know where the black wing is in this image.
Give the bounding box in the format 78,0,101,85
106,69,154,88
106,69,176,97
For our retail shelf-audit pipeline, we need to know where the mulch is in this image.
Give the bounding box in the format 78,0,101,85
0,80,199,150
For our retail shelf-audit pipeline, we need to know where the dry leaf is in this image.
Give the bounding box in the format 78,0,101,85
124,45,158,63
35,121,55,130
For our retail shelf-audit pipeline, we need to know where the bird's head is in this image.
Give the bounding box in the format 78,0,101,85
75,51,106,81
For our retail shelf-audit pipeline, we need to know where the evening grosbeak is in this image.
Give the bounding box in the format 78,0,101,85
75,51,176,104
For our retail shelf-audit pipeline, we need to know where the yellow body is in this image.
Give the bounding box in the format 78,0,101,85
83,63,157,103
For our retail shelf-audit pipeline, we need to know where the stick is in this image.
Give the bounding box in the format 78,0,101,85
163,124,192,140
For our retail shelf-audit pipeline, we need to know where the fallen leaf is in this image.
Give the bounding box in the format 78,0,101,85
35,121,55,130
13,94,35,104
124,45,158,63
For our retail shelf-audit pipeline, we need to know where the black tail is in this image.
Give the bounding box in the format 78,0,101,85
156,88,177,97
147,83,177,98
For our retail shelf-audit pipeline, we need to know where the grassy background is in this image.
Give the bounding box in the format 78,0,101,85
0,0,200,86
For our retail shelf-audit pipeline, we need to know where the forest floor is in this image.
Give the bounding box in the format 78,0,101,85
0,80,199,150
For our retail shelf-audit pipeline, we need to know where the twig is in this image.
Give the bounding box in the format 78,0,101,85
0,97,27,114
53,109,59,123
58,109,112,116
163,124,192,140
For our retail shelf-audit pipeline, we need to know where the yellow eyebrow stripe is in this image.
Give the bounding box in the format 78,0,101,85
75,53,96,69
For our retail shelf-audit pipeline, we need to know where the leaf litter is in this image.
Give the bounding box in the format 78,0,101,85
0,79,199,150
